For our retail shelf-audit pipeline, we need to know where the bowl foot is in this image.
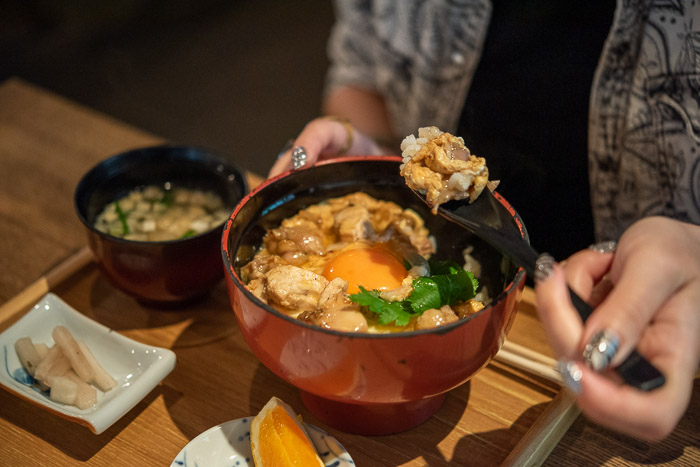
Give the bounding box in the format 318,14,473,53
299,390,446,435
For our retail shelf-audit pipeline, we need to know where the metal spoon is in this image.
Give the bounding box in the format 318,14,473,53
414,187,666,391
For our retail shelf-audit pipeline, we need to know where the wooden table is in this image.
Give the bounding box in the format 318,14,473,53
0,77,697,466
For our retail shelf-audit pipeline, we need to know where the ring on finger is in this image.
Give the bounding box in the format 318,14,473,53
291,146,308,170
321,115,354,156
588,240,617,254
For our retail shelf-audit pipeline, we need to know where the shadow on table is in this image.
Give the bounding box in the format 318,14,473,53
65,272,241,348
0,382,170,461
545,379,699,466
356,363,556,466
161,326,554,465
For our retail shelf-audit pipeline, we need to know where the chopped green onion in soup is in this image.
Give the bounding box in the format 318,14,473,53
94,185,230,241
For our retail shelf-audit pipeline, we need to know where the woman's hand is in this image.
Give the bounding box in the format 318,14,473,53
534,216,700,441
268,116,386,178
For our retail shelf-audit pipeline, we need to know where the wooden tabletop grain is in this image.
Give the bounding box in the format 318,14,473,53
0,77,697,466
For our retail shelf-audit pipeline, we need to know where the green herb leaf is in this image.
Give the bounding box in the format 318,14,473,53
407,277,441,313
427,258,462,275
114,201,129,236
160,189,174,207
180,229,196,239
349,287,413,326
348,259,480,327
433,268,478,304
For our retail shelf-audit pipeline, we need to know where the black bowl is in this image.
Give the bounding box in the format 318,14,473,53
75,145,248,303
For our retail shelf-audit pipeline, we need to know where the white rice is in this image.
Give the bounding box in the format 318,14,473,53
399,126,445,169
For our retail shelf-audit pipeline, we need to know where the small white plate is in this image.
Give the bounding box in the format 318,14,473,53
0,293,176,434
171,417,355,467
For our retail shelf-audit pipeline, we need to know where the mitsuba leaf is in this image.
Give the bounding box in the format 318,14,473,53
433,269,478,304
349,287,413,326
428,259,462,276
348,259,480,327
407,277,441,313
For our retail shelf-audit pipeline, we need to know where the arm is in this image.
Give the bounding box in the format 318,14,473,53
268,1,398,178
268,87,395,178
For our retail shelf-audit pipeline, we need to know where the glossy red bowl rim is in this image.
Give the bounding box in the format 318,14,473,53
221,155,527,339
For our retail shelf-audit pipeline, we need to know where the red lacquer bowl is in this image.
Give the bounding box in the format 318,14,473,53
222,156,527,434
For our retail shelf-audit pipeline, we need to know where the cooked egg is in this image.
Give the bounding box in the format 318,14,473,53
322,243,407,294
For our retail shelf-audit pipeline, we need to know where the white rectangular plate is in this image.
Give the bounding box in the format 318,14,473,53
0,293,176,434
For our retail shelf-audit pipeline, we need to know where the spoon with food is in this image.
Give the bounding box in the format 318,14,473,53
400,126,665,391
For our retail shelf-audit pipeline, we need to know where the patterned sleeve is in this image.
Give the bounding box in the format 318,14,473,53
588,0,700,240
325,0,491,139
324,0,383,97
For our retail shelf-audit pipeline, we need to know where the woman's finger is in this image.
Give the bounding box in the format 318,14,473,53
267,120,334,177
562,245,615,304
561,362,691,441
562,283,700,440
534,255,585,358
579,219,698,370
268,117,381,178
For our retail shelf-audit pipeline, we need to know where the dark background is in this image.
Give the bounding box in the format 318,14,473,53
0,0,335,177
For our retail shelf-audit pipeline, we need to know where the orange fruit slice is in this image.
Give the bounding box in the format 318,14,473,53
250,396,325,467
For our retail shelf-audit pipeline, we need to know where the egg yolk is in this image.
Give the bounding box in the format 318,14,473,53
323,244,407,294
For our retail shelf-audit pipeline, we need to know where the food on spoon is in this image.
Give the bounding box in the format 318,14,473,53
14,327,116,409
250,396,324,467
400,126,495,213
94,184,230,241
240,192,486,333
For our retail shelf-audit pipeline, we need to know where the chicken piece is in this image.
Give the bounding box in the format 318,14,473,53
379,264,426,302
265,265,329,312
298,278,367,332
316,277,353,310
379,278,414,302
391,211,436,258
369,200,404,233
298,307,369,333
329,192,380,212
415,305,459,330
400,127,490,213
246,278,268,303
240,253,286,283
334,205,374,242
263,222,325,265
452,299,485,318
294,203,336,233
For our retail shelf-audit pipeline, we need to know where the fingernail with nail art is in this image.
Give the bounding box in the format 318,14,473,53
588,240,617,254
534,253,555,283
583,329,619,371
557,360,583,394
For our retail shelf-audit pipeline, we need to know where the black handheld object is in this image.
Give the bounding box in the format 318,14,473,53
433,189,666,391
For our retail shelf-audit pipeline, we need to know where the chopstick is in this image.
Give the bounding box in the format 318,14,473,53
494,340,581,466
502,390,580,466
0,246,93,327
495,340,561,385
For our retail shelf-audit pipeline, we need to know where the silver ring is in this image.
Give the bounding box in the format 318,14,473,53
588,240,617,254
291,146,308,170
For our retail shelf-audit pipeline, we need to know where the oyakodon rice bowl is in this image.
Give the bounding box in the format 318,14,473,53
222,156,527,435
